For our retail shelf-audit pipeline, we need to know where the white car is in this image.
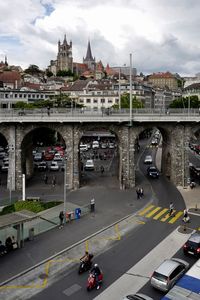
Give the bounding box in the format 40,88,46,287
1,162,9,172
50,161,59,171
53,153,63,161
79,144,88,152
34,152,42,161
84,159,94,171
108,142,115,149
92,141,99,149
144,155,153,164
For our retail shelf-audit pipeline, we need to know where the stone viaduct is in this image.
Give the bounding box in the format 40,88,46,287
0,109,199,191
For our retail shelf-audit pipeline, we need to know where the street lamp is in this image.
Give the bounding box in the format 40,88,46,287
63,151,67,224
129,53,133,126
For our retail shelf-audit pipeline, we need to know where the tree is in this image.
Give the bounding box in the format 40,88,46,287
24,65,43,76
56,69,74,77
169,95,199,108
46,70,53,77
113,93,144,109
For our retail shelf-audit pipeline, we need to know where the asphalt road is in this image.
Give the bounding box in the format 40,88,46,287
29,141,195,300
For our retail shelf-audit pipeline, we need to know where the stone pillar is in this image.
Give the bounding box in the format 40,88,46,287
170,124,190,187
15,126,23,190
118,126,136,189
7,126,16,191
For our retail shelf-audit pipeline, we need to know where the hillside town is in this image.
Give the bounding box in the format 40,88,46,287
0,35,200,110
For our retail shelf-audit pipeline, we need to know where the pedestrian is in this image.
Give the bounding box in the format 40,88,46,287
47,105,50,116
90,198,95,212
140,187,144,198
136,188,141,199
44,174,48,184
52,175,56,187
100,165,104,175
59,211,64,229
183,208,190,223
169,202,174,216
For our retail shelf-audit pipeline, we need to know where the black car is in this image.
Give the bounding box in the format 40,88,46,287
183,232,200,257
147,166,159,178
37,161,48,171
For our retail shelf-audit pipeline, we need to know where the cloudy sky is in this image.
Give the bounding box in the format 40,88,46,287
0,0,200,76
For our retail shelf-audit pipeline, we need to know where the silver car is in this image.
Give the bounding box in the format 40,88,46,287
150,258,189,292
123,293,154,300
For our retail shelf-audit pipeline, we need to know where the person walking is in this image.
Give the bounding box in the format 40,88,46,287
183,208,190,223
169,202,174,216
52,175,56,187
100,165,104,175
140,187,144,198
136,188,141,199
47,105,50,116
44,174,48,184
59,211,64,229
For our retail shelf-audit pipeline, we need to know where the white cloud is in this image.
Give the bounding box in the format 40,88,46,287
0,0,200,75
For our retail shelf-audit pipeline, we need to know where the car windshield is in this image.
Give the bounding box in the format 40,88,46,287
188,241,199,247
152,272,168,282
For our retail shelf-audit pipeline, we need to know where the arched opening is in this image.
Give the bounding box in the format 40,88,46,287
0,133,8,187
78,128,119,187
135,126,171,184
21,127,66,189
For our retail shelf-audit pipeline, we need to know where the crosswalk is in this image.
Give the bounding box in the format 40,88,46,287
138,204,183,224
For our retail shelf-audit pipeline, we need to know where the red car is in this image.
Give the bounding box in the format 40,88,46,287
44,152,54,161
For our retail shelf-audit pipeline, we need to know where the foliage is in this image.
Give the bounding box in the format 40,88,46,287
0,201,62,215
56,69,73,77
46,70,53,77
112,93,144,109
169,95,200,108
24,65,43,76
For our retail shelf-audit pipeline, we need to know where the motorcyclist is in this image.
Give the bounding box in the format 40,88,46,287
80,251,92,266
90,263,101,289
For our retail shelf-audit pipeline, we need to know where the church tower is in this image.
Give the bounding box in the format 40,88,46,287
57,34,73,72
83,40,96,70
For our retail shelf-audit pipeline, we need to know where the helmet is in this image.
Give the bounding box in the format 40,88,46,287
94,263,98,267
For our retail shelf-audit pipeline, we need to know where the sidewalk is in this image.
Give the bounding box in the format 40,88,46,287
178,185,200,214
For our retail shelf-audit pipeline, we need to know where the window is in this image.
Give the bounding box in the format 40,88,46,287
108,99,113,103
86,99,91,103
101,99,105,103
93,99,98,103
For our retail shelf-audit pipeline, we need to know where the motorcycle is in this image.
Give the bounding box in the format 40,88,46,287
78,254,93,274
87,272,103,291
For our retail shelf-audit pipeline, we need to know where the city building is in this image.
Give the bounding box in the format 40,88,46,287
183,82,200,99
83,40,96,71
148,72,179,90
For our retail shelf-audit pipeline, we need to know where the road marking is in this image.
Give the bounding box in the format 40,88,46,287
153,208,168,220
138,205,155,216
146,207,161,218
85,240,89,252
160,211,175,222
63,284,81,296
168,211,183,224
94,228,192,300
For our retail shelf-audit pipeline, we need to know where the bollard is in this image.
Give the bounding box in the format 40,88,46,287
183,224,187,232
195,204,198,211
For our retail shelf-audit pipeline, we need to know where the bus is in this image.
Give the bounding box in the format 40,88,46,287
162,258,200,299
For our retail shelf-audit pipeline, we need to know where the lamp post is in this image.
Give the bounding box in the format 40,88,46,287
22,174,26,201
129,53,133,126
119,68,121,111
63,151,67,224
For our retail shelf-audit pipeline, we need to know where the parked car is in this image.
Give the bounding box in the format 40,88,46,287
1,162,9,172
183,231,200,257
79,144,88,152
84,159,94,171
53,153,63,161
150,258,189,292
108,142,115,149
34,152,42,161
123,293,154,300
92,141,99,149
144,155,153,164
37,161,48,171
50,161,59,171
0,152,7,159
44,152,54,161
101,142,108,149
147,166,159,178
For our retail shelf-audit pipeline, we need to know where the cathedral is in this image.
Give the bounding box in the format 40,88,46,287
48,36,97,76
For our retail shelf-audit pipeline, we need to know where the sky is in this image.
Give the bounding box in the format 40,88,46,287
0,0,200,76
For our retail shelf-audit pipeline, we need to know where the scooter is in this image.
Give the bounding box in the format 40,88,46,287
87,272,103,291
78,254,93,274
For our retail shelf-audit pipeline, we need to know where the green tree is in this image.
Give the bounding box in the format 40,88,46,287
24,65,43,76
113,93,144,109
169,95,199,108
56,69,74,77
46,70,53,77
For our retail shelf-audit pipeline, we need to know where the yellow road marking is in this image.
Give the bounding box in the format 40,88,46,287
161,211,175,222
136,220,146,225
85,240,89,252
153,208,168,220
115,224,121,240
168,211,183,224
138,205,155,216
146,207,161,218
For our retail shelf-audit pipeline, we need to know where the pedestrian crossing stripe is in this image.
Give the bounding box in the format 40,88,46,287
138,205,184,224
138,205,155,216
153,208,168,220
146,207,161,218
168,211,183,224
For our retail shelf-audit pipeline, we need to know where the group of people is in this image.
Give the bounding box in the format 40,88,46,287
136,187,144,199
0,236,18,256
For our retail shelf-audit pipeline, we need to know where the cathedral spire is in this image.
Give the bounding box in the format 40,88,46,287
64,34,67,43
85,40,94,60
